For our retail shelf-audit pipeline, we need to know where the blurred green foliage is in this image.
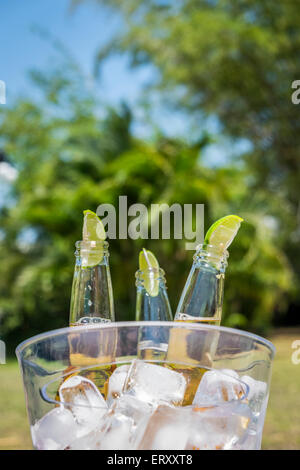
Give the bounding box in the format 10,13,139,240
89,0,300,278
0,58,295,351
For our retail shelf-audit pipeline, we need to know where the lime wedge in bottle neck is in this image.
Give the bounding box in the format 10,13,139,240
139,248,160,297
204,214,244,252
82,210,106,268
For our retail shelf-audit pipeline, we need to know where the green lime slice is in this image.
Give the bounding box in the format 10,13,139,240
204,214,244,251
82,210,106,267
139,248,160,297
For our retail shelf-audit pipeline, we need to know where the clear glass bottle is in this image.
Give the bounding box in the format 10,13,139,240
167,244,229,396
174,244,228,324
135,267,173,322
67,240,116,392
69,240,115,326
135,267,173,360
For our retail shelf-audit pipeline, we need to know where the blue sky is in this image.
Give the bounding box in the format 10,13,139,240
0,0,197,141
0,0,151,106
0,0,251,164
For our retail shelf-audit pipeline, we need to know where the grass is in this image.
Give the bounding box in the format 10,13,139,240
0,359,32,450
262,328,300,450
0,327,299,450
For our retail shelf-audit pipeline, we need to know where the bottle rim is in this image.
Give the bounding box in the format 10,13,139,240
135,267,167,287
195,243,229,256
194,243,229,269
135,267,166,277
75,240,109,250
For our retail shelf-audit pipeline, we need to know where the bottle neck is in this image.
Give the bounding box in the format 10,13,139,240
175,244,228,324
69,240,114,325
135,267,167,290
75,240,109,267
193,243,229,273
135,268,173,321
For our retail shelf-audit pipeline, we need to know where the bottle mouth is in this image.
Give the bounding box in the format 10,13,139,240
75,240,109,256
194,243,229,270
135,267,166,287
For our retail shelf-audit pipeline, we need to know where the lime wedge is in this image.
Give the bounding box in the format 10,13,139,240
82,210,106,267
139,248,160,296
204,215,244,251
83,210,106,241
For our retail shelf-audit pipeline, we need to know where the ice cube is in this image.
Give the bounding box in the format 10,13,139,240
31,407,79,450
240,375,267,415
123,360,186,406
106,364,130,404
97,395,152,450
68,428,103,450
193,369,247,406
138,404,191,450
219,368,239,379
99,413,134,450
187,402,252,450
114,394,153,425
59,375,107,431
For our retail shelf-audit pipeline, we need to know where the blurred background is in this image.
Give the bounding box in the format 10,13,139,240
0,0,299,449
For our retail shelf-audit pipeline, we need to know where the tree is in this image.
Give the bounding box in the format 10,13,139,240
82,0,300,282
0,60,293,351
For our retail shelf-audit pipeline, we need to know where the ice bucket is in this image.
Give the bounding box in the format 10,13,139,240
16,322,275,450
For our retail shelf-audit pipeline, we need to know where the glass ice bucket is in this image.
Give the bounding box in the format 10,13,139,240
16,322,275,450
